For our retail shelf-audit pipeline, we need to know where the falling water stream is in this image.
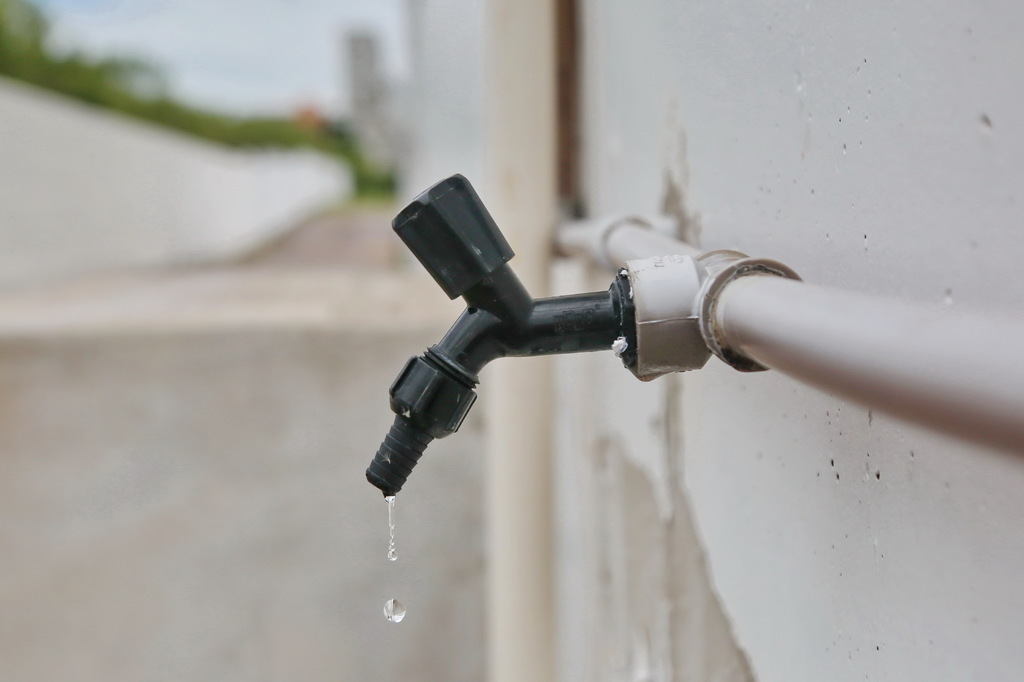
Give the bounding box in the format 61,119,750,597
386,495,397,562
383,495,404,622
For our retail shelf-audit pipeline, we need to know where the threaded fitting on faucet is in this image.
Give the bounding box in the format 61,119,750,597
366,416,434,496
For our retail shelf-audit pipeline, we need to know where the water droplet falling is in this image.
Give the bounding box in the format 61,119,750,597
385,495,397,561
384,598,406,623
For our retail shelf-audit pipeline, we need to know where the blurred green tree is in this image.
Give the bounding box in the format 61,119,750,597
0,0,393,198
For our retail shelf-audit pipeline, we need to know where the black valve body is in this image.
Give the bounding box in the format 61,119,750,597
366,176,636,497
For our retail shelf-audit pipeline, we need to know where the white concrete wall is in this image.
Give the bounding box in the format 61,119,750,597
0,77,351,290
557,1,1024,681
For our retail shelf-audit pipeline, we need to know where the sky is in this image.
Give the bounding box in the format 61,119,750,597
30,0,408,117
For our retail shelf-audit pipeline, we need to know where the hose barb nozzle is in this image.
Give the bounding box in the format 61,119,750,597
367,351,478,495
366,417,433,497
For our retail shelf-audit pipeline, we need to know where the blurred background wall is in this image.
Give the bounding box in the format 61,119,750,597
400,0,484,199
0,76,350,290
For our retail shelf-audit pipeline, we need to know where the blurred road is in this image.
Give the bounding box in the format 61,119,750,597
242,206,403,269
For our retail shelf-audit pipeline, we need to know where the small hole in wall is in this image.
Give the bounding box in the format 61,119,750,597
875,471,881,480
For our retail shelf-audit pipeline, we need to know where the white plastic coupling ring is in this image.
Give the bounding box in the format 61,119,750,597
697,257,802,372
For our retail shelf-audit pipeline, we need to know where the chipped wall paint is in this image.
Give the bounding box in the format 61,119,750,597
556,1,1024,681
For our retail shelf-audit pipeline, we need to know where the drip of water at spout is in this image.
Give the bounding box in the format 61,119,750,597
382,496,405,623
386,495,397,561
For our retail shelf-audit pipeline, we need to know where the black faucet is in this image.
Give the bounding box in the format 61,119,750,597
366,175,636,496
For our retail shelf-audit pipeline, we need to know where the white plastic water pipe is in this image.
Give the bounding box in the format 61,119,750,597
559,218,1024,456
717,276,1024,454
559,216,700,265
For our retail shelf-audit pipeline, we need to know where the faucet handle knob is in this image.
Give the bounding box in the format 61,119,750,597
393,174,515,299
